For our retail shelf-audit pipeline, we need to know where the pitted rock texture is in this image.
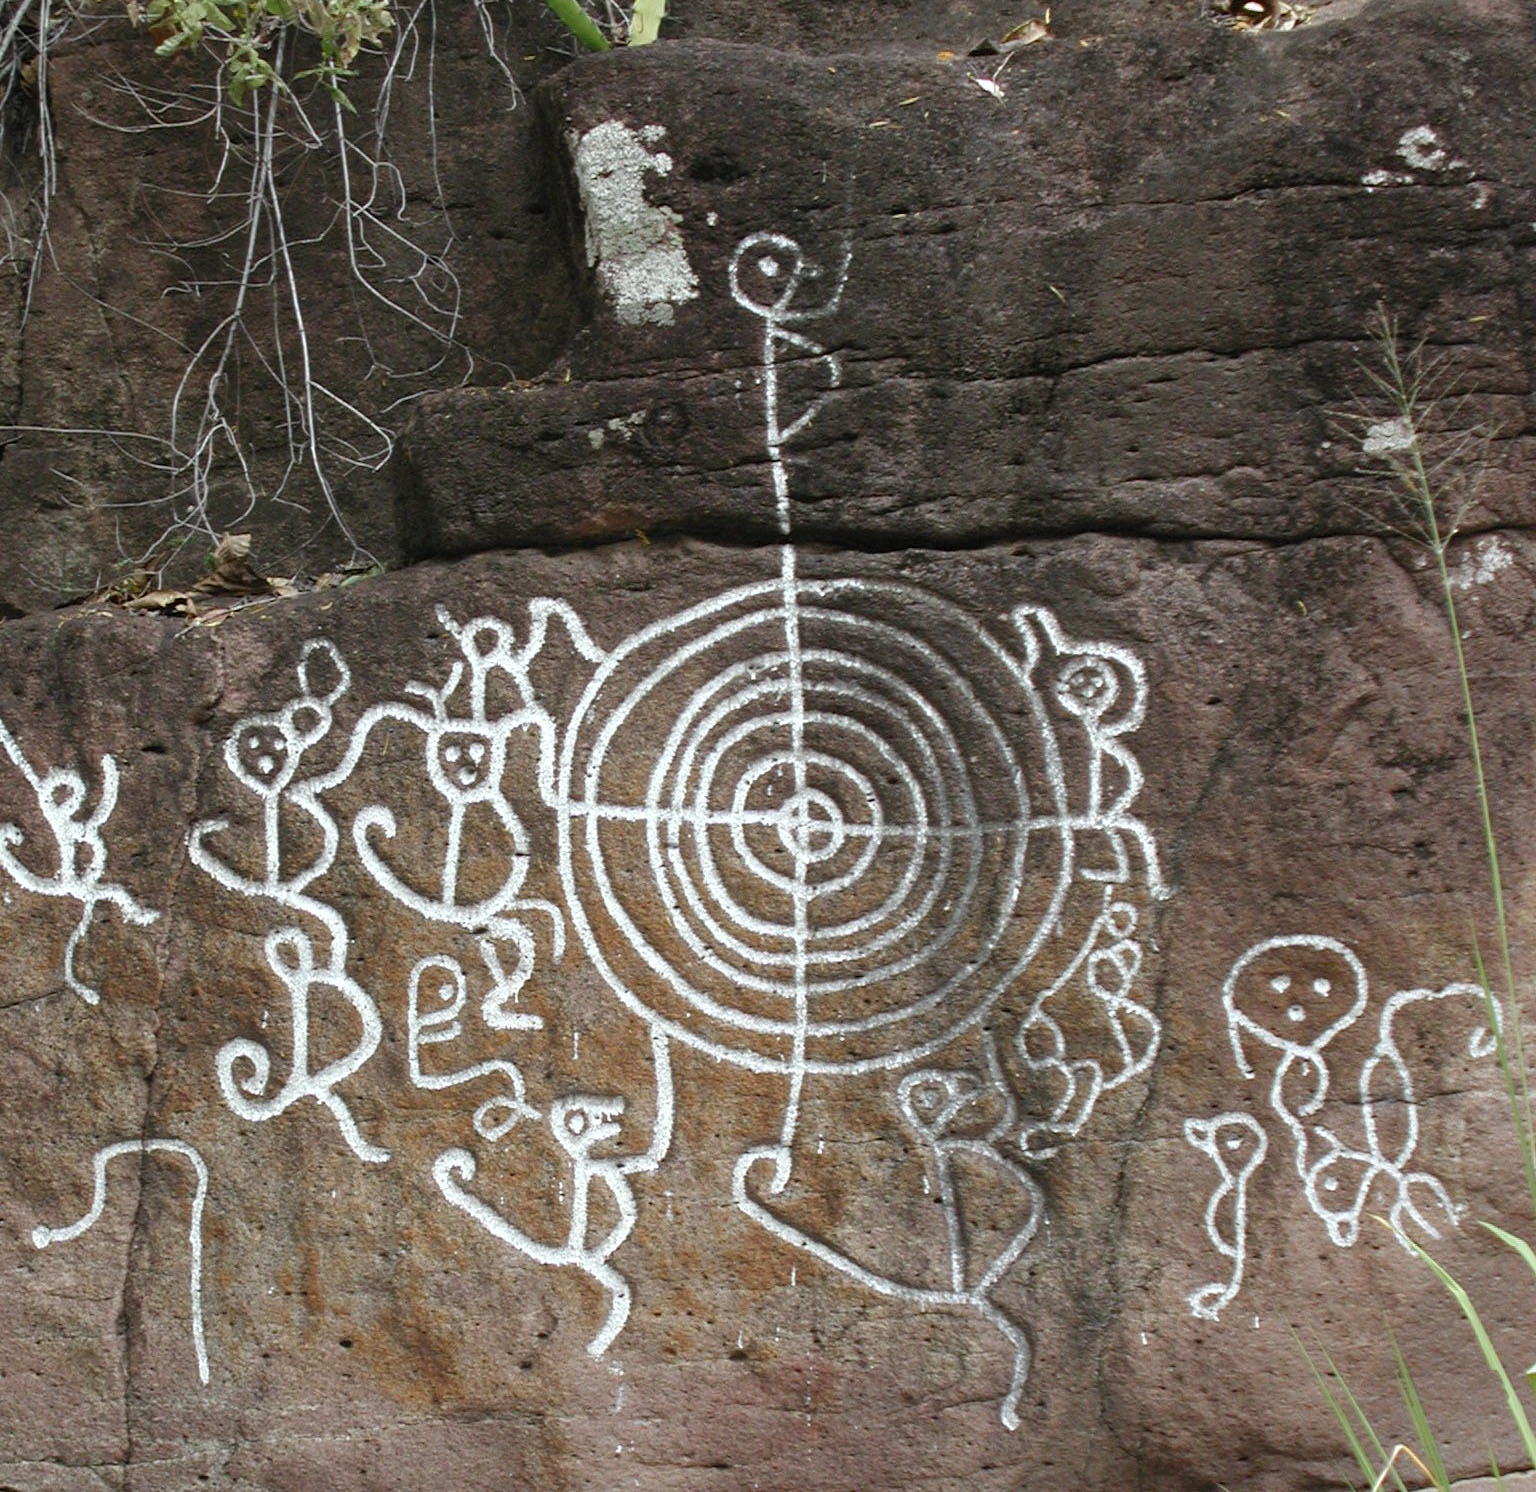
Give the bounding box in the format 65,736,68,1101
4,0,1536,1489
0,534,1534,1491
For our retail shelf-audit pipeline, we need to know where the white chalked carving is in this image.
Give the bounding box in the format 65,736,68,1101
341,606,572,969
190,641,388,1163
1183,1112,1267,1321
1307,980,1499,1247
145,227,1168,1429
1016,893,1160,1158
728,229,851,535
408,952,541,1139
1186,936,1502,1317
219,926,387,1162
1010,607,1166,899
538,230,1165,1428
32,1139,210,1384
433,1026,674,1356
0,718,158,1004
736,1031,1041,1429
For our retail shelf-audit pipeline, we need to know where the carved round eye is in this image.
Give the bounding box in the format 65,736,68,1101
757,255,781,278
1225,1135,1243,1151
567,1112,587,1136
1324,1176,1339,1192
468,741,486,763
1056,659,1118,714
444,745,461,764
1269,974,1292,995
1312,978,1332,997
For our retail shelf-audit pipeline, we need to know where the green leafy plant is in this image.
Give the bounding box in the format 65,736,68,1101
128,0,394,102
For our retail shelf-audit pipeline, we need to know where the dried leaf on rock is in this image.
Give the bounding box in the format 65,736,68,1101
970,11,1050,54
1213,0,1310,30
196,533,274,599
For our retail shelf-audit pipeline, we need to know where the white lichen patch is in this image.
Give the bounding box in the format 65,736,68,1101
571,121,699,327
1361,416,1415,456
1396,125,1447,172
1450,534,1515,592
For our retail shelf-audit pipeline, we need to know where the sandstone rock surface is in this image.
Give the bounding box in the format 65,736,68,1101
1,1,1535,1489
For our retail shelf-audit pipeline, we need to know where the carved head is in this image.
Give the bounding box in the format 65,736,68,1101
1222,935,1368,1077
551,1094,625,1158
1183,1111,1267,1183
897,1068,980,1142
426,725,504,803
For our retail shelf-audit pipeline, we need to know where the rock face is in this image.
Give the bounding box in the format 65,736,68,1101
3,1,1536,1489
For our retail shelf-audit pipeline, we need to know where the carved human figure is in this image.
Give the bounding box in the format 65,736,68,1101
345,607,574,1018
1187,936,1502,1320
432,1028,674,1357
189,641,387,1163
1222,934,1369,1184
0,717,159,1004
1184,1112,1268,1321
735,1034,1040,1430
1010,606,1165,896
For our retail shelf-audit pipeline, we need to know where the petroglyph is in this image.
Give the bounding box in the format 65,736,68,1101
0,717,158,1004
1186,936,1501,1317
32,1139,210,1384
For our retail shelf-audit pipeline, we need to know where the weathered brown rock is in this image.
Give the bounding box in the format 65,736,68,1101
397,4,1536,555
0,528,1532,1489
3,0,1536,1488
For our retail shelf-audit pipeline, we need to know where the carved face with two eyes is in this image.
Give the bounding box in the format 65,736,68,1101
1184,1112,1267,1180
223,641,350,800
424,723,509,806
226,698,332,799
1222,935,1369,1071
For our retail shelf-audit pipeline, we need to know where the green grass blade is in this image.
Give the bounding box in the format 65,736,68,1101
1407,1235,1536,1466
628,0,665,44
1471,934,1536,1221
1389,1329,1450,1490
1478,1223,1536,1398
544,0,610,50
1298,1334,1405,1492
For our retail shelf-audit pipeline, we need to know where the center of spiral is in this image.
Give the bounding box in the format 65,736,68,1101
775,787,846,865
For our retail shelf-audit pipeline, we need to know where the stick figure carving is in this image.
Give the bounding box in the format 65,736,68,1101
1183,1112,1267,1321
344,608,577,1013
432,1028,674,1356
736,1033,1041,1430
190,641,388,1163
0,717,158,1004
1185,935,1502,1318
